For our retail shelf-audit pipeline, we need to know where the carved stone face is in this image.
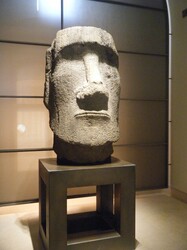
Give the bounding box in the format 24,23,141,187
44,27,120,164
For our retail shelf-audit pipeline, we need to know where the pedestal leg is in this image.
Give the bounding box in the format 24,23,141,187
47,175,67,250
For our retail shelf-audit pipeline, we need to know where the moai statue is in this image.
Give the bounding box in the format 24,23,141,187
44,26,120,164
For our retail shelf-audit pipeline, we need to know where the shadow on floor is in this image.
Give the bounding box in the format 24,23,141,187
18,213,45,250
18,212,141,250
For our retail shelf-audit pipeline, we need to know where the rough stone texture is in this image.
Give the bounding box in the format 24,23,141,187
44,26,120,164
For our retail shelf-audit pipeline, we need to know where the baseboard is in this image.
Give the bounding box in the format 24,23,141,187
171,187,187,203
136,188,171,197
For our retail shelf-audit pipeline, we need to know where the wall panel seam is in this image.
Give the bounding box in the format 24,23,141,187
88,0,167,12
0,96,43,99
118,50,168,57
0,148,53,153
0,40,50,47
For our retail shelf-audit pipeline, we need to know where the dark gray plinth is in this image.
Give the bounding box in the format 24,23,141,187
39,157,135,250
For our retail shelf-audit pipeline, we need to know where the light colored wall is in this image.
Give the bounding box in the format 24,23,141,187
0,0,168,204
168,0,187,194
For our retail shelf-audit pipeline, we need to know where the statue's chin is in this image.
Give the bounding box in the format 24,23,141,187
51,123,119,147
53,135,114,165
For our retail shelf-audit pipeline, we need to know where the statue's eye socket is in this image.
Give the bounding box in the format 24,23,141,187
73,44,84,57
98,49,118,68
60,44,118,67
60,44,85,60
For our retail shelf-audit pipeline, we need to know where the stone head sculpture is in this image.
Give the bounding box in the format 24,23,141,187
44,26,120,164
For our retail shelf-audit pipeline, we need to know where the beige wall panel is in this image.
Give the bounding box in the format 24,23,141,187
117,100,167,145
0,99,53,150
63,0,167,54
0,150,96,204
0,0,61,43
68,187,96,198
113,145,167,190
0,0,168,204
0,151,56,204
0,43,47,96
119,53,168,100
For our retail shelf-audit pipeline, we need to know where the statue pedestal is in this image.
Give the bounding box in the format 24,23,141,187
39,157,135,250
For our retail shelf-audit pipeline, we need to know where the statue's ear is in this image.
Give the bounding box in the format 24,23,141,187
44,47,52,109
44,39,57,109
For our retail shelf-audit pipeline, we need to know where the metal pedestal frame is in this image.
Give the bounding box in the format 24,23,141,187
39,157,135,250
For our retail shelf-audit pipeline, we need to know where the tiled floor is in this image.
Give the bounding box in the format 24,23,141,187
0,190,187,250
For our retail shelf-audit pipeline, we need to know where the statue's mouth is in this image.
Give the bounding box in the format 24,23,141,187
76,90,109,114
75,111,110,119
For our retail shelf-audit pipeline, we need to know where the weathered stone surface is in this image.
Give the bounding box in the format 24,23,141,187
44,26,120,164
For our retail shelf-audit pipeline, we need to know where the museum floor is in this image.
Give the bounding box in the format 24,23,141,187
0,189,187,250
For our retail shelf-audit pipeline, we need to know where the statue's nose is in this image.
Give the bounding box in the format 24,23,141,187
83,53,103,85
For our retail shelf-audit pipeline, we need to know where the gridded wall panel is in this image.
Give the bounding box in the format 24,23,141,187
0,0,61,204
63,0,167,54
0,0,168,203
113,145,167,190
0,151,56,204
0,43,46,96
117,100,167,145
119,53,168,100
0,0,61,44
0,98,53,150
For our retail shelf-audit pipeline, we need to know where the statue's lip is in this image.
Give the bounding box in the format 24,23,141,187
75,111,110,119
